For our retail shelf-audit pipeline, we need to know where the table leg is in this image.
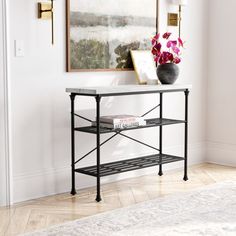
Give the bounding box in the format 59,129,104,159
70,94,77,195
183,90,189,181
158,93,163,176
96,96,102,202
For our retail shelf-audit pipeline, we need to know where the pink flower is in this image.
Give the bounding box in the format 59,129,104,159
155,42,162,52
154,54,161,62
151,43,162,55
178,37,184,47
151,32,185,65
167,40,177,48
154,51,162,63
163,32,172,39
172,46,180,54
159,51,174,64
151,33,160,45
173,57,181,64
159,55,164,64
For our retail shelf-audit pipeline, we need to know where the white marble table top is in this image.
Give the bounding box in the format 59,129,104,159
66,84,192,96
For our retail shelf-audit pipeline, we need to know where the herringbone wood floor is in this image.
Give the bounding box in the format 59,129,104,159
1,163,236,235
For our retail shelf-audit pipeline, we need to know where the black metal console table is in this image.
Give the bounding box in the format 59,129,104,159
66,85,191,202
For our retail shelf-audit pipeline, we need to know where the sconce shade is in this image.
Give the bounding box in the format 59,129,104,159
171,0,188,6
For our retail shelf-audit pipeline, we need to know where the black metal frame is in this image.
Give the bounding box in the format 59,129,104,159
69,89,189,202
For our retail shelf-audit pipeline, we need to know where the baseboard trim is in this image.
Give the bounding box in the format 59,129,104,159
13,142,206,203
206,141,236,167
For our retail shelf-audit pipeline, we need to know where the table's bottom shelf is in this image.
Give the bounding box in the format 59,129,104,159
75,154,184,177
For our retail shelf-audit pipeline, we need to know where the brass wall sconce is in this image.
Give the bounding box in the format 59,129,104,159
168,0,188,37
38,0,54,45
167,13,178,27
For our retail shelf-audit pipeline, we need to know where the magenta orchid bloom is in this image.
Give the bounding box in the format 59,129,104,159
173,57,181,64
154,42,162,52
163,32,172,39
178,37,184,47
151,32,185,65
151,33,160,45
167,40,177,48
172,46,180,55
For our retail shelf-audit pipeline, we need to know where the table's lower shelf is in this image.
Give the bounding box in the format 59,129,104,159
75,118,185,134
75,154,184,177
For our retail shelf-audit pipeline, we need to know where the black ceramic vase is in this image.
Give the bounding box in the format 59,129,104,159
157,63,179,84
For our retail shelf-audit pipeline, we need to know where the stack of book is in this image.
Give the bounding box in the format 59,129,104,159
92,115,146,129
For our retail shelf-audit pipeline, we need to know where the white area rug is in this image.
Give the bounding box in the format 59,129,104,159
25,182,236,236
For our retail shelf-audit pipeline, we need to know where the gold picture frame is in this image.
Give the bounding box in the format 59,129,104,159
130,50,159,85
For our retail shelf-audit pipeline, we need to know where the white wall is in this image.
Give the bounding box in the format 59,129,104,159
0,0,11,206
207,0,236,166
0,0,6,206
7,0,208,203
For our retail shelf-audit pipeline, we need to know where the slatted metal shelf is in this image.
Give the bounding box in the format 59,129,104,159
75,153,184,177
75,118,186,134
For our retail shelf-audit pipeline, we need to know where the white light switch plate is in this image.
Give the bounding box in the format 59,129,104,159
15,40,24,57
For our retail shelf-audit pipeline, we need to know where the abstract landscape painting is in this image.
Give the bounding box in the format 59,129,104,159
66,0,158,71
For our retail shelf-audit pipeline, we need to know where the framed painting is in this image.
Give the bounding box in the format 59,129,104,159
66,0,159,71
